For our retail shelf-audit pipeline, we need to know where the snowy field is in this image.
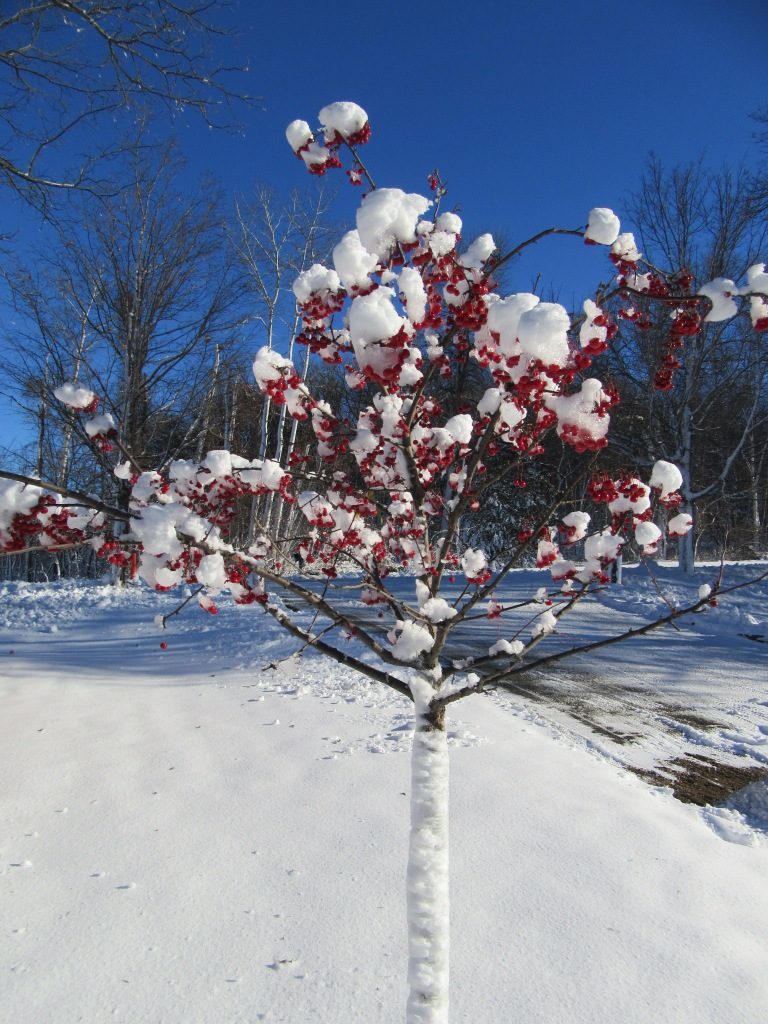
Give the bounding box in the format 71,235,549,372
1,563,767,1024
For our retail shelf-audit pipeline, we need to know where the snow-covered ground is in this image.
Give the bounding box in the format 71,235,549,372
1,564,767,1023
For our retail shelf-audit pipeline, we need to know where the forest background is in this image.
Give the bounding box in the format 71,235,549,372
1,0,767,579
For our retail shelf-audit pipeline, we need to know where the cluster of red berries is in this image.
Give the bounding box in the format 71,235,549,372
325,122,372,149
96,539,132,568
305,153,342,177
652,306,703,390
261,367,302,406
581,313,617,356
587,474,619,504
90,433,115,454
559,425,610,453
0,497,97,553
294,119,371,179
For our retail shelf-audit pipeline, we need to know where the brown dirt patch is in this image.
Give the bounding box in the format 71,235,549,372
660,706,727,732
632,754,767,806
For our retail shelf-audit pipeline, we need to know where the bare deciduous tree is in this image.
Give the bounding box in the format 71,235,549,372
0,0,252,208
233,183,335,538
607,158,768,568
6,142,245,499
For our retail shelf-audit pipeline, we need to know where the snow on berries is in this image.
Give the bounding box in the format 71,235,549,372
0,479,43,546
443,414,473,447
84,413,116,439
286,103,371,177
483,292,539,360
610,232,642,272
461,548,490,584
347,286,419,386
415,578,457,623
579,530,625,582
318,101,371,147
698,277,739,322
536,535,560,568
543,379,612,452
585,208,621,246
560,511,591,543
608,477,651,517
398,266,429,325
579,300,612,355
649,460,683,498
745,263,768,331
516,301,571,367
196,553,228,591
333,230,379,292
634,520,662,555
252,347,310,416
53,382,99,412
667,513,693,537
531,608,558,638
285,120,339,176
292,263,342,304
285,119,313,153
457,233,496,270
356,188,432,259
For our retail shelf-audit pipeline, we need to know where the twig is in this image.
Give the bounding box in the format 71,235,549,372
161,587,204,629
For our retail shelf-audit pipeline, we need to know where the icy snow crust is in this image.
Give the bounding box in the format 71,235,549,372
1,566,767,1023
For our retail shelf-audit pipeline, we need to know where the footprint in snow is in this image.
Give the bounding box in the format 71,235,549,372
266,958,299,972
701,806,760,847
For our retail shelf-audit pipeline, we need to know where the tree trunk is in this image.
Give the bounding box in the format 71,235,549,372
677,402,695,574
406,690,449,1024
677,508,695,574
612,553,623,586
746,437,762,553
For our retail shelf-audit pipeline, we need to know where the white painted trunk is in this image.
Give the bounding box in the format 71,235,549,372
612,553,623,586
406,699,449,1024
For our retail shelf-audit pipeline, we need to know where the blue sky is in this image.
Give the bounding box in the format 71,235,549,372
200,0,766,235
1,0,766,457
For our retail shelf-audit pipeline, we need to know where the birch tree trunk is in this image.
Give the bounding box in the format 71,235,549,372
677,399,695,574
406,690,449,1024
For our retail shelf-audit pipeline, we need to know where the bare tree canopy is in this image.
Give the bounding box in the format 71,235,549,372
6,140,245,494
750,105,768,214
606,157,768,565
0,1,252,205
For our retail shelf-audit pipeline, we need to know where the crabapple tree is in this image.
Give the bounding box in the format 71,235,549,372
2,101,767,1024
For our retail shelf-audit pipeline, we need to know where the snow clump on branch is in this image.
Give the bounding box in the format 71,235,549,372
585,207,621,246
53,382,98,412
